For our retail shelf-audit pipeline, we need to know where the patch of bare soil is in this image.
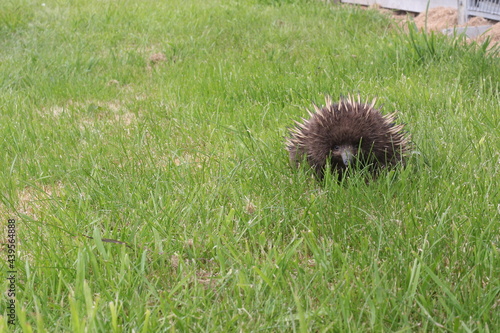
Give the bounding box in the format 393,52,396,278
149,52,167,65
477,21,500,43
371,5,500,48
17,182,65,219
467,16,492,27
413,7,495,32
414,7,458,31
414,7,499,49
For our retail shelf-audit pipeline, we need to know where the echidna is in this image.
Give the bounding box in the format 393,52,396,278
286,95,409,179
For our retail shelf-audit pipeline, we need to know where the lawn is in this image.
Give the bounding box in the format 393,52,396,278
0,0,499,331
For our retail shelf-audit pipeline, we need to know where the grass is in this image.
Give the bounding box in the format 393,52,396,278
0,0,499,331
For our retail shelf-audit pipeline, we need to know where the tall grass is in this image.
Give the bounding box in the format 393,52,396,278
1,0,499,331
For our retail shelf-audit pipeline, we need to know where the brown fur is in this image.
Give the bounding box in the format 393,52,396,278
286,95,409,178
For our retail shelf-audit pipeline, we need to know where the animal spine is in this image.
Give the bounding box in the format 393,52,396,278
286,95,409,178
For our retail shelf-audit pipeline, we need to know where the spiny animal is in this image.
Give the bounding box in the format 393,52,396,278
286,95,409,179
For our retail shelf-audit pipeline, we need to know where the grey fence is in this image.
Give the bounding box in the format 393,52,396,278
466,0,500,21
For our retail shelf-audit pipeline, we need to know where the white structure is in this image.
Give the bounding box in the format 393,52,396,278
340,0,458,12
466,1,500,21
